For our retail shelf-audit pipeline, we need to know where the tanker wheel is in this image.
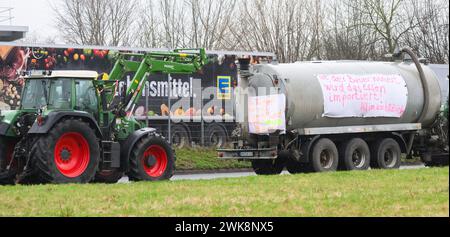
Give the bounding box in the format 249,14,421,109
170,125,190,149
205,124,228,148
93,169,124,183
339,138,371,171
30,119,100,184
127,134,175,181
370,138,401,169
251,157,286,175
309,138,339,172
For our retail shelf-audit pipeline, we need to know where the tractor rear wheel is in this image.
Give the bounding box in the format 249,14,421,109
30,119,100,184
0,137,17,185
127,134,175,181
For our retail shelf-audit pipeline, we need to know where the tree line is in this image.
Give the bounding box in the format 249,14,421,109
52,0,449,64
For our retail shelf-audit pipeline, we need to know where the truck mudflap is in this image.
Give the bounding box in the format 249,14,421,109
217,147,278,160
421,153,449,167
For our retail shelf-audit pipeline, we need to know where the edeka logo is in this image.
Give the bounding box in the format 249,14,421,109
217,76,231,100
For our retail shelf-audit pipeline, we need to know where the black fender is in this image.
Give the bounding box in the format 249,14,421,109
170,122,191,138
206,122,229,137
300,135,321,163
27,111,102,137
391,132,409,154
0,122,10,136
120,127,157,172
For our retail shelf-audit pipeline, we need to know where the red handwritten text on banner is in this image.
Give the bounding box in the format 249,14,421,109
317,74,408,118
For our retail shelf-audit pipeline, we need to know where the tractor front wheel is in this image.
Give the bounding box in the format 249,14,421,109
127,134,175,181
30,119,100,184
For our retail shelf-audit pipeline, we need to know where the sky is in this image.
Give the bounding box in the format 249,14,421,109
1,0,62,42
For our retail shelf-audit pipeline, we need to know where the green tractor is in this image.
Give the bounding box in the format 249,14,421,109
0,49,208,185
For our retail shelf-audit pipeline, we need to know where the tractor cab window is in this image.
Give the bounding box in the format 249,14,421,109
75,80,98,116
21,79,50,109
48,79,72,109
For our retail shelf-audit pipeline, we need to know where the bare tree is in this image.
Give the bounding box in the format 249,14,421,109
53,0,135,46
187,0,237,49
137,0,162,48
51,0,448,63
231,0,315,63
322,0,379,60
403,0,449,63
108,0,136,46
359,0,420,53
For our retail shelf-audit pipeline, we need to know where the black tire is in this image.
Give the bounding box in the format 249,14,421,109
286,159,311,174
30,119,100,184
251,157,285,175
127,133,175,181
93,169,124,183
280,150,310,174
309,138,339,172
205,124,228,148
339,138,371,171
0,136,9,171
0,137,16,185
169,124,190,149
370,138,401,169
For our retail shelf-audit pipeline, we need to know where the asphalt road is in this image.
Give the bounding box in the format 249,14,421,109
118,164,426,183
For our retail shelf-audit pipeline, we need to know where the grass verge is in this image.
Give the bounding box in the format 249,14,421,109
0,167,448,217
175,148,251,170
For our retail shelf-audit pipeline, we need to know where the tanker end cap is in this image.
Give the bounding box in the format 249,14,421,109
238,58,251,71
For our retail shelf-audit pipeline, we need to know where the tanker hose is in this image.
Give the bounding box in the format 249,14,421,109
398,47,429,124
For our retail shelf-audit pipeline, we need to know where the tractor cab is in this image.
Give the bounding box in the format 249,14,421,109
22,70,99,117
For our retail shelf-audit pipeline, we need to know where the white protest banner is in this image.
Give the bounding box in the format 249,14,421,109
317,74,408,118
248,94,286,134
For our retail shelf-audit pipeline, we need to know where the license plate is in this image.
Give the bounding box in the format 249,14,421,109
239,152,254,157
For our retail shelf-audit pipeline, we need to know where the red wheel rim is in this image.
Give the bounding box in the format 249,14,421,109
141,145,168,178
54,132,90,178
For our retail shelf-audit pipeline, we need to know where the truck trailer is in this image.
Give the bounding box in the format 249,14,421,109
218,48,448,174
0,43,275,149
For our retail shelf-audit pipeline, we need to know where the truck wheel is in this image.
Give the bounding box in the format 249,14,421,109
93,169,124,183
310,138,339,172
339,138,370,171
251,158,285,175
128,134,175,181
205,124,227,148
31,119,100,184
170,125,190,149
370,138,401,169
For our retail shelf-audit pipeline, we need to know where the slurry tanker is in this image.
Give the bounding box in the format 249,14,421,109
218,48,448,174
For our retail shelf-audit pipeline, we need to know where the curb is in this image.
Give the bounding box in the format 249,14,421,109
175,162,425,175
175,168,253,175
